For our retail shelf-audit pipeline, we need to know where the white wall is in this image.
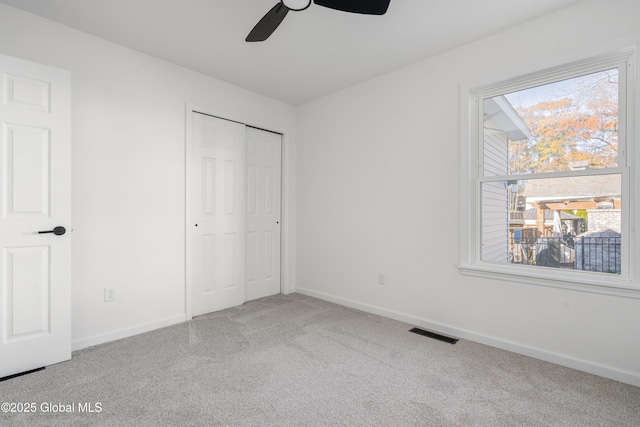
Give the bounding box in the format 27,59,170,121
296,0,640,386
0,4,297,350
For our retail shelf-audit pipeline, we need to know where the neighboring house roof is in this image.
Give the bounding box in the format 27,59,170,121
524,174,621,202
522,209,581,221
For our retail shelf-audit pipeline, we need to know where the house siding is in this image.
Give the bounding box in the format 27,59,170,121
481,128,509,262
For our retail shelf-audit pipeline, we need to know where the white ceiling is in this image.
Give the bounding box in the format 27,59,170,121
0,0,583,105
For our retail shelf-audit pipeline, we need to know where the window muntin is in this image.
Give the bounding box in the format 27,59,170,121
477,61,628,277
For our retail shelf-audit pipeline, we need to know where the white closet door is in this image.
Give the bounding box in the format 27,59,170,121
191,113,246,316
245,127,281,301
0,53,71,378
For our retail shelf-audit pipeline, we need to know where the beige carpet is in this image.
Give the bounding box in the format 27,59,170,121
1,293,638,426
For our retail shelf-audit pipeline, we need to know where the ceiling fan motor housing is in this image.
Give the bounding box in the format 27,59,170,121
282,0,312,11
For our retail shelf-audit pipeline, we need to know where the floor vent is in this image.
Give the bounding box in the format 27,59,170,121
0,367,45,382
409,328,458,344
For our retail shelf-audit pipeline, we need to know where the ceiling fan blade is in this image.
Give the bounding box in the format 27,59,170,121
313,0,390,15
246,2,290,42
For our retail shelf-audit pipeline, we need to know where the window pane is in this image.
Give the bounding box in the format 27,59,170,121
483,69,619,176
481,174,621,274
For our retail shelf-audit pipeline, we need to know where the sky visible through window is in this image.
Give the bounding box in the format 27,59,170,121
504,70,619,110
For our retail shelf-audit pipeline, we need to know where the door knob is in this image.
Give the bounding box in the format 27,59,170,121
38,226,66,236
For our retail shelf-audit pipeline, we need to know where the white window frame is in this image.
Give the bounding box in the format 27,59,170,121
459,49,640,299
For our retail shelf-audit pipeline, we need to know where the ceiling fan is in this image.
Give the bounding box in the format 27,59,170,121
246,0,391,42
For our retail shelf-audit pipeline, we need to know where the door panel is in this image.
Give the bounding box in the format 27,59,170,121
0,53,71,378
191,113,246,316
245,127,281,301
5,246,49,338
4,124,50,215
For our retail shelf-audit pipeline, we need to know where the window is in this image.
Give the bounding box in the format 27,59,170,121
460,51,638,296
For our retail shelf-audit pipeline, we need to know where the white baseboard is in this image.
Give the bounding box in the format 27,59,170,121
295,287,640,388
72,314,187,352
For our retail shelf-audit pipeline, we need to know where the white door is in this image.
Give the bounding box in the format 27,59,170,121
0,54,71,378
245,127,281,301
191,113,246,316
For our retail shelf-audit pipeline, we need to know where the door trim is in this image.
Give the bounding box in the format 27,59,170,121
184,103,291,320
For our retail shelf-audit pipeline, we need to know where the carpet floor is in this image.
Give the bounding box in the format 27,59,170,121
1,293,638,426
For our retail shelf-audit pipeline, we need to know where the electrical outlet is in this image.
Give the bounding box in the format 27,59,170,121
104,288,115,302
378,272,386,285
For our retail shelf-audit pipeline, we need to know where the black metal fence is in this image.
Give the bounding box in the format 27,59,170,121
510,236,621,274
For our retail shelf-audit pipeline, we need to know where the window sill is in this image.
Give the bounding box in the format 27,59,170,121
459,263,640,299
